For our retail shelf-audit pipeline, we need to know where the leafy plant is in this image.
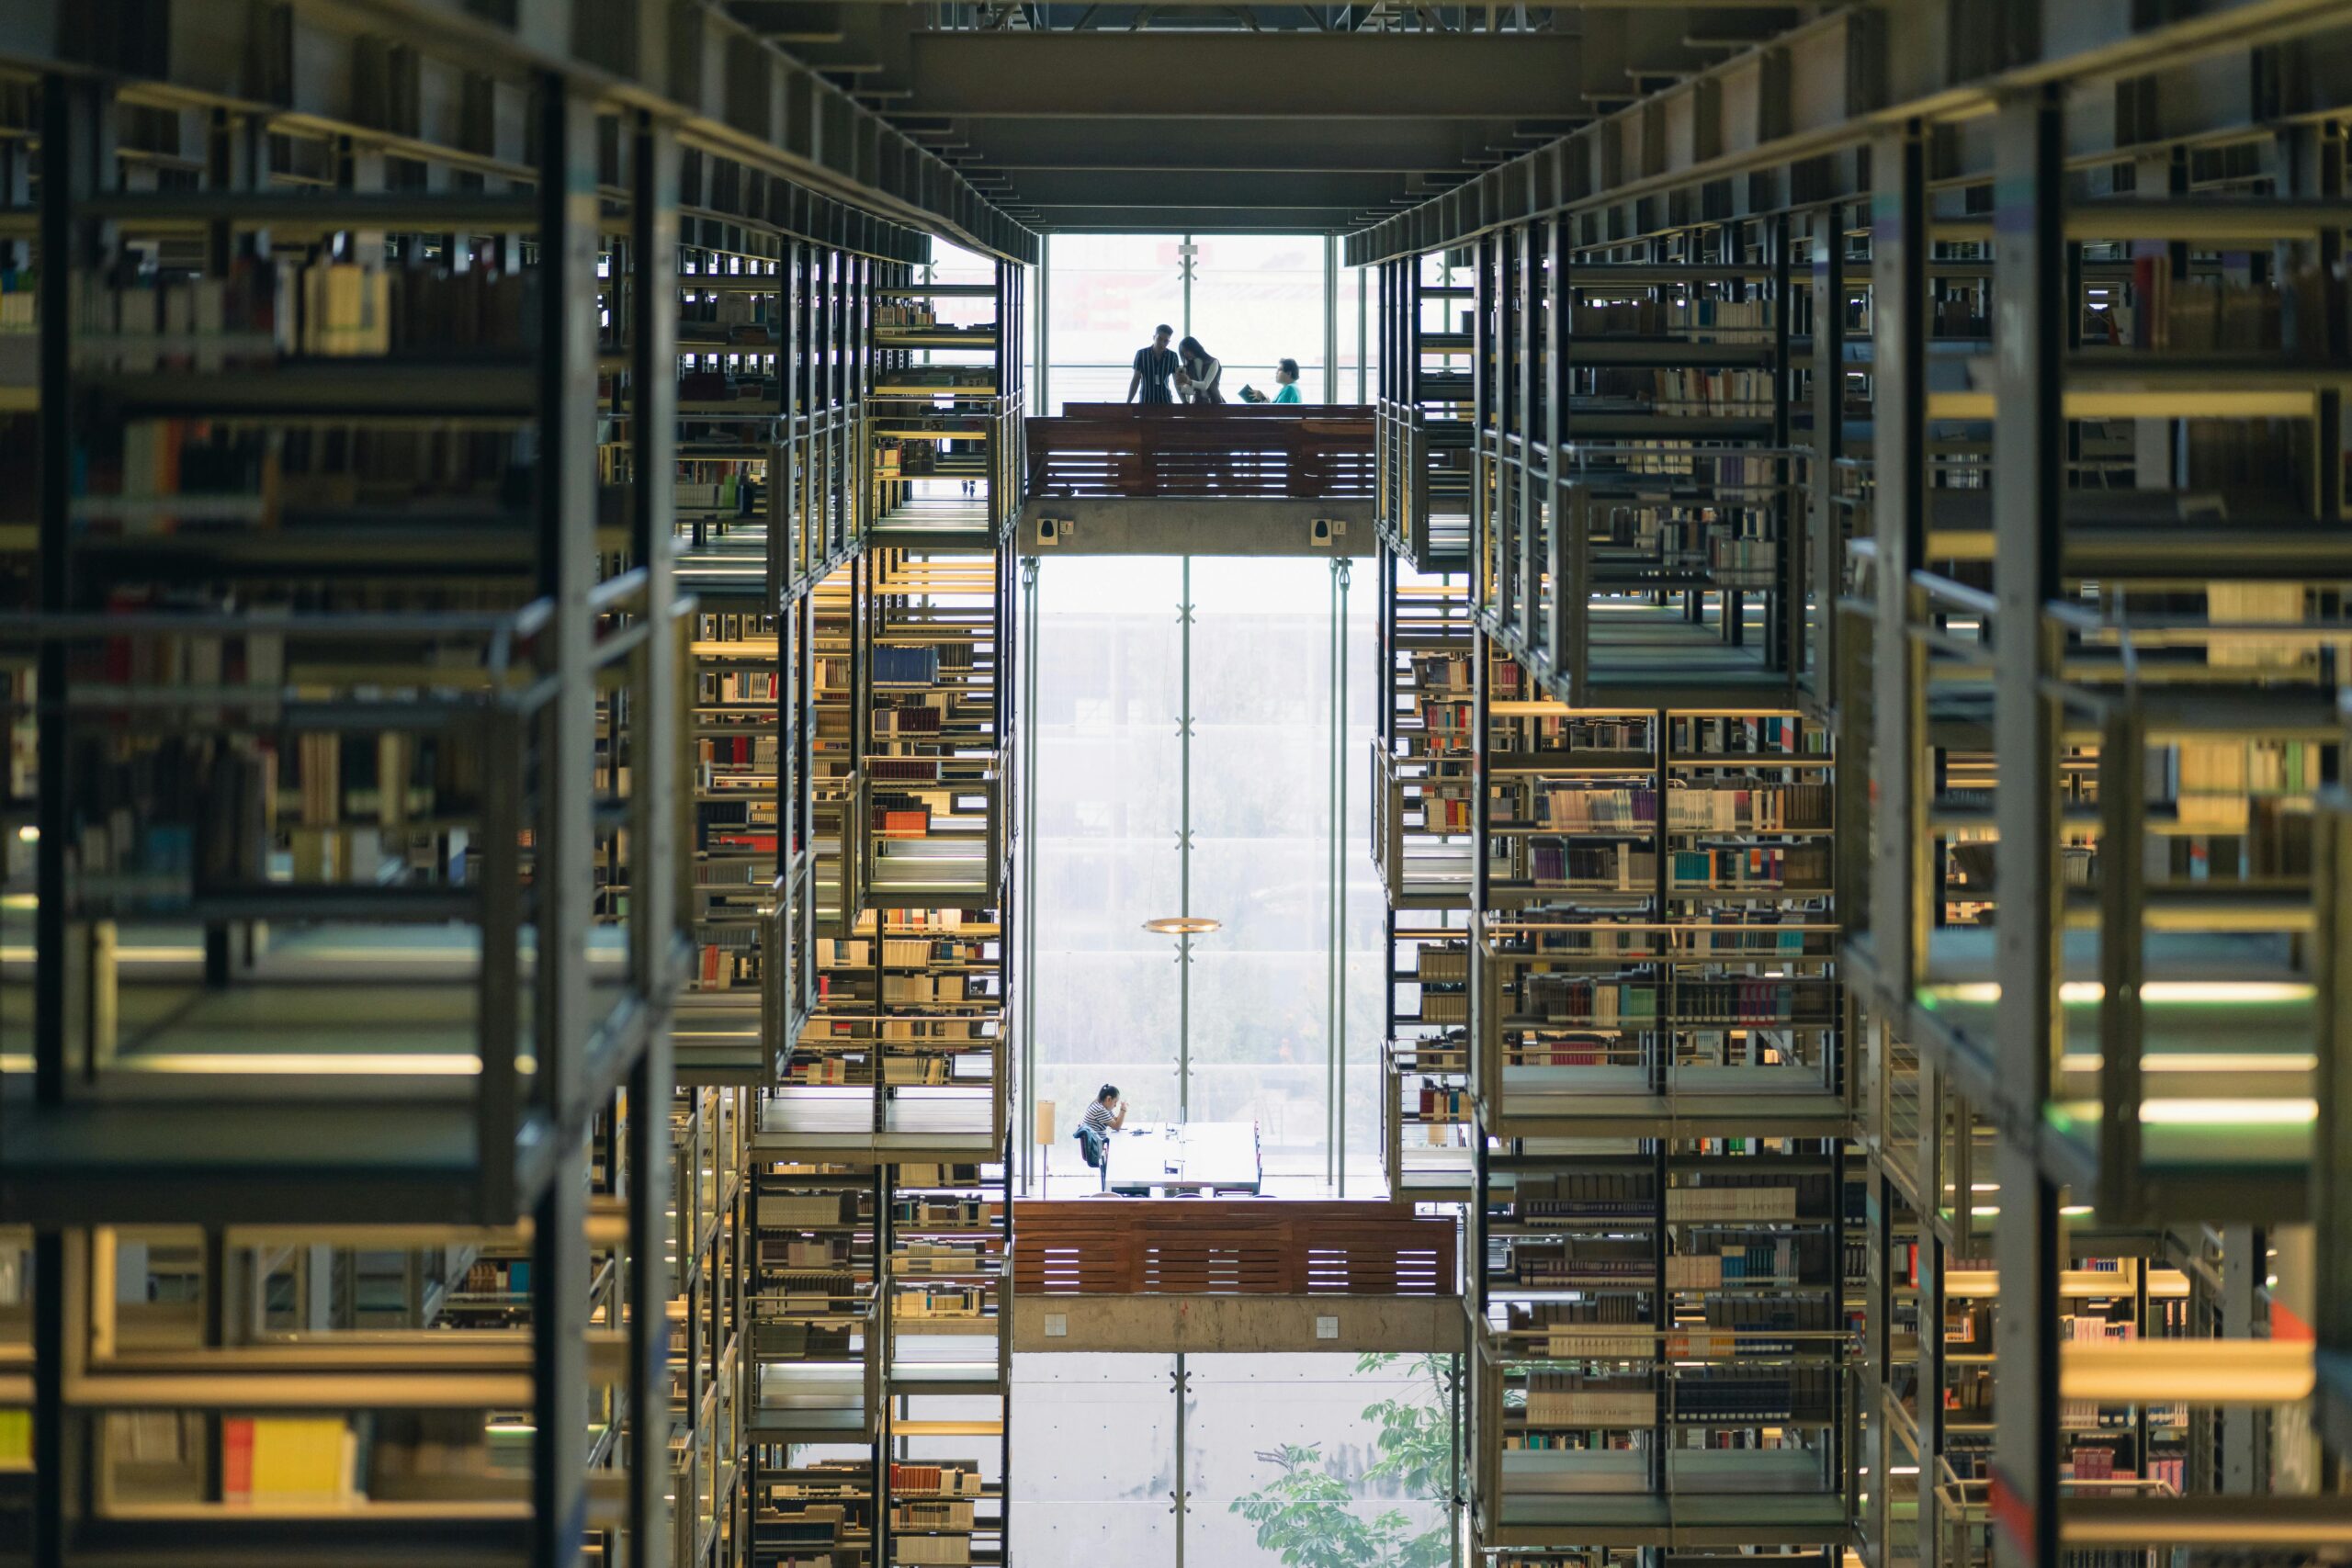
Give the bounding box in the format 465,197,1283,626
1227,1354,1456,1568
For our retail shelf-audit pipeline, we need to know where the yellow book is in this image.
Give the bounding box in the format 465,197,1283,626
249,1416,351,1503
0,1408,28,1469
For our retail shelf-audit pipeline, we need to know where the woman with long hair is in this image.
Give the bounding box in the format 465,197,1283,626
1175,335,1225,404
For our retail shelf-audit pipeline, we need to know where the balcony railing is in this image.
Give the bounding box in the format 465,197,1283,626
1023,403,1376,501
1012,1201,1457,1296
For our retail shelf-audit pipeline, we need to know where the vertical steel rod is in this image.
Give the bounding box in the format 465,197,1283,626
1179,556,1193,1121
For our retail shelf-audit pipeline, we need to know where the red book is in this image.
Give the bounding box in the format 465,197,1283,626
223,1416,255,1503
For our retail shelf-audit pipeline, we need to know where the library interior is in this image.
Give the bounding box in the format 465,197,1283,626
4,1,2352,1565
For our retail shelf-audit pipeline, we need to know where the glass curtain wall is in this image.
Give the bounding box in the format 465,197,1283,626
1010,1353,1459,1567
1026,557,1185,1162
1039,234,1189,410
1026,556,1382,1191
1186,235,1327,402
1042,233,1363,412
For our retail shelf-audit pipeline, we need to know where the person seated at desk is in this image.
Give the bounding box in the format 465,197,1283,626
1239,359,1303,403
1076,1083,1127,1179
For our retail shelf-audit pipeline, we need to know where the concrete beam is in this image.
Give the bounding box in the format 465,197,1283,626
1012,1293,1465,1354
903,31,1588,118
1005,168,1426,209
1016,204,1380,231
1020,498,1378,552
943,116,1518,174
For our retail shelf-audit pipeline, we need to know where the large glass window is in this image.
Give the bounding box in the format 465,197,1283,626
1010,1353,1459,1567
1187,234,1327,403
1043,234,1188,411
1028,555,1382,1192
1030,557,1184,1166
1041,232,1345,412
1012,1355,1179,1562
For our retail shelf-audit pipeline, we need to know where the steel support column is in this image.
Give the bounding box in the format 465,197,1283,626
1988,84,2067,1568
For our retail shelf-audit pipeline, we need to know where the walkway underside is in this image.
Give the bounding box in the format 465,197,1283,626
1017,495,1378,556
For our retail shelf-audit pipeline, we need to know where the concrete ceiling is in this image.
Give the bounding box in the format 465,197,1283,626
729,3,1813,232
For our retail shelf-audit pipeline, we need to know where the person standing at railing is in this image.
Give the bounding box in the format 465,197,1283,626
1176,336,1225,403
1126,323,1181,404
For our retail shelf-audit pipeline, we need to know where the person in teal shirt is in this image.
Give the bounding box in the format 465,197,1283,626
1271,357,1303,403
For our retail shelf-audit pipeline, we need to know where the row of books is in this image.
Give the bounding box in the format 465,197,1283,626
1673,1234,1833,1286
702,669,783,704
2112,266,2339,356
880,973,990,1005
760,1193,866,1227
71,260,536,369
698,734,777,769
1584,367,1773,417
112,1412,516,1506
873,645,944,686
1510,784,1657,831
1666,784,1831,833
1416,945,1470,981
893,1198,1002,1228
1588,297,1773,342
80,427,542,536
1416,992,1469,1023
1668,845,1830,890
1524,842,1656,890
1666,1186,1800,1223
1670,976,1838,1024
1513,1169,1657,1217
1513,1237,1653,1284
1414,1082,1469,1120
1522,976,1658,1026
1522,1375,1655,1427
1672,715,1819,755
894,1240,996,1274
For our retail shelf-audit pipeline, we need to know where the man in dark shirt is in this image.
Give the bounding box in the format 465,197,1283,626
1126,324,1180,404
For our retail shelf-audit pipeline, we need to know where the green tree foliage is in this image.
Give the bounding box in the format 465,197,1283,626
1227,1354,1455,1567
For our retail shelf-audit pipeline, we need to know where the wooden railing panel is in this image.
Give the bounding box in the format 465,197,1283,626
1011,1201,1457,1297
1025,404,1378,502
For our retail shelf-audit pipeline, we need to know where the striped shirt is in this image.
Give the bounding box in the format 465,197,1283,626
1081,1100,1117,1135
1133,345,1179,403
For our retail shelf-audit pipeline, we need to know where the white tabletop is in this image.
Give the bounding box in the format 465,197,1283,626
1102,1121,1262,1193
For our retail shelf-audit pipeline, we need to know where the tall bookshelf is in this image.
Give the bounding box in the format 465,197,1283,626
868,261,1027,553
0,70,690,1564
1376,251,1476,571
1354,14,2352,1566
1372,556,1477,1200
0,5,1036,1560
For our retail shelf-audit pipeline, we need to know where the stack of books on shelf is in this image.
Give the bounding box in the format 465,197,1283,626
1521,1372,1657,1427
1668,844,1829,892
1664,784,1831,832
1517,1168,1657,1223
1525,975,1659,1028
1513,1237,1653,1286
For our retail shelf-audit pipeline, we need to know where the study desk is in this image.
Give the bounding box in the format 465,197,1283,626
1102,1121,1263,1195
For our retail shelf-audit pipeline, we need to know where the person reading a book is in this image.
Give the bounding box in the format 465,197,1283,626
1239,359,1304,403
1126,325,1180,404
